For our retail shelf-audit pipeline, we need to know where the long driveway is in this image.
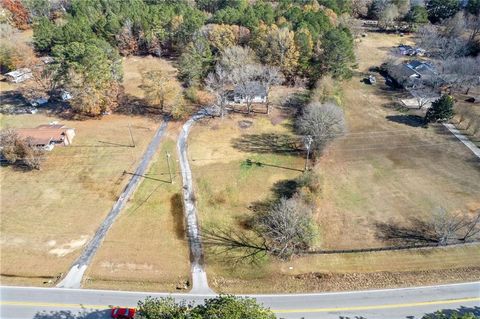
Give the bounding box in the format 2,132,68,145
1,282,479,318
57,119,169,289
177,111,212,294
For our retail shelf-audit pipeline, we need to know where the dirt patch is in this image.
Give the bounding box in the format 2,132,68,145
48,236,88,257
238,120,253,129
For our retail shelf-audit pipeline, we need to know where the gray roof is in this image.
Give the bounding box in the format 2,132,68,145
234,81,266,97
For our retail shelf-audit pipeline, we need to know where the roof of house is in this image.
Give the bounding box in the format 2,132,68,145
16,124,73,146
234,82,267,97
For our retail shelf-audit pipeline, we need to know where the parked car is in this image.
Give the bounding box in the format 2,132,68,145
111,307,136,319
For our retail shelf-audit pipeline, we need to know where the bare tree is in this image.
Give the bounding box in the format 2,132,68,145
409,78,441,109
432,208,480,245
378,4,400,29
436,56,480,94
0,129,44,170
418,25,469,61
258,65,284,114
296,102,346,155
229,64,262,114
205,64,230,118
219,45,256,72
255,196,317,259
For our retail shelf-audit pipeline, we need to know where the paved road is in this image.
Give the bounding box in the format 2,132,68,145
176,111,212,294
57,119,169,289
1,282,479,318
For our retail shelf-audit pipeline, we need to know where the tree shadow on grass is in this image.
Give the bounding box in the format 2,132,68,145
231,133,302,154
375,217,439,246
33,309,109,319
171,193,186,240
386,115,427,128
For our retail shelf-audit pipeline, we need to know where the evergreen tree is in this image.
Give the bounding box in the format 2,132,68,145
425,95,454,122
426,0,460,23
319,27,355,80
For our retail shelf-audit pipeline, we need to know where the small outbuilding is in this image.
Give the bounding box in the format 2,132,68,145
16,124,75,150
5,68,32,83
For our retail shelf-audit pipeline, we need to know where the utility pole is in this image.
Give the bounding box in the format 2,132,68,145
303,135,313,171
166,152,173,183
128,124,135,148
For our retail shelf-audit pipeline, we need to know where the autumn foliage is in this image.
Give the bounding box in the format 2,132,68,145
1,0,30,30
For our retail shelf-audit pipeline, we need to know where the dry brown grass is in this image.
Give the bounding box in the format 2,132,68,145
84,124,191,292
190,32,480,293
0,113,159,285
122,56,178,99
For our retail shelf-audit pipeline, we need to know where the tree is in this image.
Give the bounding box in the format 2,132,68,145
423,311,478,319
466,0,480,15
251,24,300,82
296,102,347,154
406,5,429,24
23,0,51,19
205,64,230,118
0,129,44,170
51,41,122,116
192,295,276,319
258,65,284,114
431,208,480,245
219,45,256,72
425,94,454,122
319,28,355,80
116,19,138,56
417,25,469,61
436,56,480,94
32,17,57,53
136,295,275,319
1,0,30,30
136,297,192,319
378,3,400,29
229,63,261,114
351,0,373,17
179,36,213,86
425,0,460,23
142,70,183,113
255,196,318,259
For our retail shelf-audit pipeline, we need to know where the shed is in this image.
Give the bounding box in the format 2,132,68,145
5,68,32,83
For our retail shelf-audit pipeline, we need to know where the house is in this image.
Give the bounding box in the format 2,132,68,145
5,68,32,83
16,124,75,150
387,60,436,88
233,82,267,104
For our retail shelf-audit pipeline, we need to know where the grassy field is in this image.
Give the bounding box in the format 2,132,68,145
84,123,191,292
0,113,160,286
0,55,181,287
189,32,480,293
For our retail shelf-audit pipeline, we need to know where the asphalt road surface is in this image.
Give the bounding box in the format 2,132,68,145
1,282,479,319
57,119,169,289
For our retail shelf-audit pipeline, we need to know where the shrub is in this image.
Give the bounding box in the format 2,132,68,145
425,95,454,123
0,129,44,170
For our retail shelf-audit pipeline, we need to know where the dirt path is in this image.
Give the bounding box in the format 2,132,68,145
177,111,214,294
57,119,169,289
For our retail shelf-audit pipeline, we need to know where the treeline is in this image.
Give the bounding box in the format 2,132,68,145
1,0,356,116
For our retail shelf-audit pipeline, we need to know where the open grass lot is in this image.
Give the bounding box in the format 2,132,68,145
190,32,480,293
84,123,191,292
0,113,160,286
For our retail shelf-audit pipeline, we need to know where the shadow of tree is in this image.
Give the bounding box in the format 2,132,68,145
375,218,438,246
171,193,186,240
231,133,302,154
386,115,427,128
33,309,109,319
